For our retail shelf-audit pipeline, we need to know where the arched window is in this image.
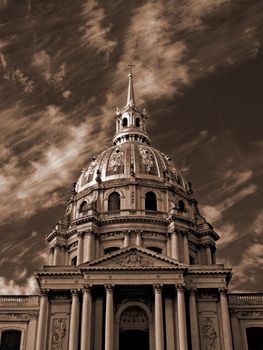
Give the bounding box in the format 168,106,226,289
178,200,185,212
122,118,128,127
135,117,141,127
147,246,162,254
0,330,21,350
79,201,88,213
71,256,77,266
145,191,157,211
189,255,195,265
108,192,120,211
246,327,263,350
104,246,120,255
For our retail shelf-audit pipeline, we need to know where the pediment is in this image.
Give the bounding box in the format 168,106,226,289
80,246,186,270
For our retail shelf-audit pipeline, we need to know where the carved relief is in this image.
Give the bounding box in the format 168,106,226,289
108,146,124,173
120,306,148,330
119,251,151,267
0,312,38,321
139,146,154,173
84,156,98,180
51,318,67,350
200,317,219,350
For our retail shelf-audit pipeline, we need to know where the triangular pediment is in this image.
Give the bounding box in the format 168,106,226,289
80,246,186,270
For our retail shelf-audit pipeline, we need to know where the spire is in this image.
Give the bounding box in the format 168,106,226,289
127,64,135,106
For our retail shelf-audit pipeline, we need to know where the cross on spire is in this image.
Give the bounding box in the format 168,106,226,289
128,63,134,75
127,64,135,106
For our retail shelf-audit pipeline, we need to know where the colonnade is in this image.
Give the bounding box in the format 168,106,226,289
35,285,233,350
167,230,214,265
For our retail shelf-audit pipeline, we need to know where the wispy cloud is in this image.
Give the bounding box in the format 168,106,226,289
32,50,66,85
80,0,117,55
0,276,38,295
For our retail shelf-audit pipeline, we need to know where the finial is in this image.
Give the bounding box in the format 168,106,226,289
127,64,135,106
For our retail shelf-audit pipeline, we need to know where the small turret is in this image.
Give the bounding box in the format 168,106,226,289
113,69,150,145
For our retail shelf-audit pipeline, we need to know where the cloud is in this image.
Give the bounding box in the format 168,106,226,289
175,0,230,31
216,222,238,248
201,205,222,222
80,0,117,55
0,276,38,295
222,169,253,193
117,0,189,100
232,243,263,289
32,51,66,85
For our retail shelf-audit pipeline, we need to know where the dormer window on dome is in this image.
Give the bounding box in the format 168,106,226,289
113,72,150,145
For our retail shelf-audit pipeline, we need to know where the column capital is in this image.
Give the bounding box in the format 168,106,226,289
181,230,188,237
83,285,92,293
77,231,85,238
39,288,50,297
71,289,80,296
187,287,197,294
219,287,228,295
104,284,114,293
153,284,163,293
175,283,186,292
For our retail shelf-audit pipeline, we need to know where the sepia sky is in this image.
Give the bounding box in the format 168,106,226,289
0,0,263,294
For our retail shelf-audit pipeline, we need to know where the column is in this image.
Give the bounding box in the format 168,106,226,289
80,286,92,350
205,244,212,265
94,297,103,350
176,284,188,350
77,232,84,265
69,290,80,350
197,249,201,264
165,296,175,350
105,285,114,350
35,290,49,350
123,231,130,247
136,231,142,246
49,248,54,265
53,244,60,265
166,233,171,257
219,289,233,350
171,231,179,260
84,230,95,262
183,233,190,264
189,288,200,350
154,284,164,350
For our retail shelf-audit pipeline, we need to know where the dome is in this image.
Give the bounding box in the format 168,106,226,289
46,70,219,272
76,142,190,193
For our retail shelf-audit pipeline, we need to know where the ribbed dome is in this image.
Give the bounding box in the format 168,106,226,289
76,141,189,193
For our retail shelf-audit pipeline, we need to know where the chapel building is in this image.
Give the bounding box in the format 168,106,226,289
0,73,263,350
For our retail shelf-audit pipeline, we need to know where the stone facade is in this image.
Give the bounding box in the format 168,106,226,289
0,74,262,349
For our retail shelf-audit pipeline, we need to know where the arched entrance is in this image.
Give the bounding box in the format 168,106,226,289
118,305,150,350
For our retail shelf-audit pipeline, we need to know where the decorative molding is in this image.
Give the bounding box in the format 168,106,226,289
0,312,38,321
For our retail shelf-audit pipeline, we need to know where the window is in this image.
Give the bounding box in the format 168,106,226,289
178,200,185,212
147,246,162,254
104,247,120,255
135,117,141,127
122,118,128,127
79,201,88,213
108,192,120,211
189,255,195,265
71,256,77,266
145,192,157,211
0,330,21,350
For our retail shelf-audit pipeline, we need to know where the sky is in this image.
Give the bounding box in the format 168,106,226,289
0,0,262,294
